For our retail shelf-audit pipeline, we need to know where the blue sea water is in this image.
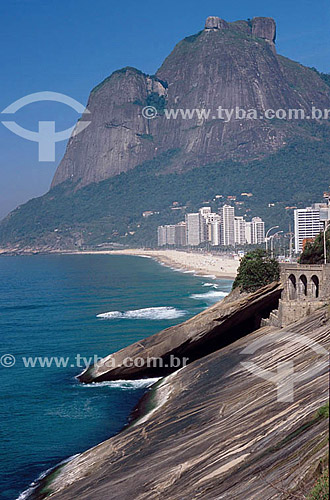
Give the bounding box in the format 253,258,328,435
0,254,232,499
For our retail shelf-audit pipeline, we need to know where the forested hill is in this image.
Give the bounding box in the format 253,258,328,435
1,127,329,251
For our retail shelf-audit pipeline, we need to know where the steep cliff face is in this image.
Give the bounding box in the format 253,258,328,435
51,69,166,187
51,16,330,188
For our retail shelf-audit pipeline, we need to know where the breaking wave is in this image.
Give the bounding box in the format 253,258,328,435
97,306,187,320
190,290,228,301
16,454,80,500
79,378,161,390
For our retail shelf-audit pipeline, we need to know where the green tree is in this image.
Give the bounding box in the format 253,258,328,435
300,227,330,264
308,468,329,500
233,249,280,292
146,92,167,114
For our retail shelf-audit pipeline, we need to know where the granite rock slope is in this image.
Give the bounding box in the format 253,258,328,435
39,307,329,500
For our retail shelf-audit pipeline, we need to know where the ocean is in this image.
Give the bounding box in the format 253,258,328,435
0,254,232,499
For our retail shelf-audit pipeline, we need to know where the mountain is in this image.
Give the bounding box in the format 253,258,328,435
51,16,329,188
1,16,330,251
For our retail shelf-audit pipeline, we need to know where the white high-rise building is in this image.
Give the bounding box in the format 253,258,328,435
208,214,222,246
234,216,246,245
204,212,221,245
157,223,186,246
199,207,212,218
199,207,212,242
245,222,252,244
186,213,202,246
221,205,235,246
294,206,323,253
251,217,265,245
243,218,265,245
166,225,176,245
175,222,187,246
157,226,167,246
157,225,176,246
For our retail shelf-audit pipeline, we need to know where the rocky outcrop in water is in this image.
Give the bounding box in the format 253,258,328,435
79,282,282,382
36,306,329,499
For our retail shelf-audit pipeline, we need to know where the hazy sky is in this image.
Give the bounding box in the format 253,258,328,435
0,0,329,219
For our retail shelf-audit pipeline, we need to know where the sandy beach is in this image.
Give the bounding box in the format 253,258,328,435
70,249,239,279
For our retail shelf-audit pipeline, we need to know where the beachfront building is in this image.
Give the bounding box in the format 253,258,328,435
209,220,221,246
166,225,176,245
186,213,203,246
245,222,253,245
221,205,235,246
157,223,187,246
175,222,187,246
234,216,246,245
157,225,167,246
201,211,221,246
244,218,265,245
157,205,266,248
294,204,328,253
206,214,222,246
251,217,265,245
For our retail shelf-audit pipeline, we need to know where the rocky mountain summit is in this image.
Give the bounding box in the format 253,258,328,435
51,16,330,188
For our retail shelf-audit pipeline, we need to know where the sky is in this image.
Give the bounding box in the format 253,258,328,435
0,0,329,219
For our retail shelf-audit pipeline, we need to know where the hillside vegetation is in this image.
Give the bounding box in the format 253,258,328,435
1,124,330,250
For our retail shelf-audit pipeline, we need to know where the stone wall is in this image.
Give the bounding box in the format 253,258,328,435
270,264,330,327
281,263,330,301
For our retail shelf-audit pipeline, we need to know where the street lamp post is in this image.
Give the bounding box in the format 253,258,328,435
270,230,283,259
324,221,328,265
323,187,330,265
265,226,279,253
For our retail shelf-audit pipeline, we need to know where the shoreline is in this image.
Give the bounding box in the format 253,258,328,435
65,249,239,279
0,249,239,280
21,376,172,500
27,369,183,499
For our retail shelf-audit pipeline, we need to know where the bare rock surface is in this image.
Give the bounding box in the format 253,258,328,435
51,16,330,188
252,17,276,43
42,307,329,499
204,16,229,30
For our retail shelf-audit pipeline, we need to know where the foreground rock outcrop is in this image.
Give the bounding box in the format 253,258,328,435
36,307,329,499
79,282,282,382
